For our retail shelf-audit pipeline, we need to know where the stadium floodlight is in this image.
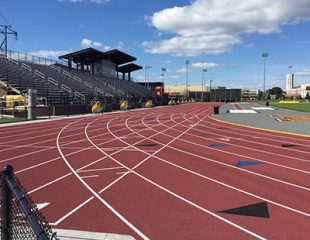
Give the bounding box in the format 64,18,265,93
161,68,166,94
209,79,213,102
288,65,293,74
185,60,190,98
144,64,152,89
262,53,268,93
201,61,207,102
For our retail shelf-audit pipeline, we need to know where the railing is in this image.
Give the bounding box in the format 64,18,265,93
73,76,82,83
84,81,93,89
21,63,32,73
34,70,45,80
95,87,104,95
47,77,59,87
2,49,67,67
75,91,86,102
63,70,71,78
108,84,115,91
61,84,72,94
117,89,125,95
50,64,61,72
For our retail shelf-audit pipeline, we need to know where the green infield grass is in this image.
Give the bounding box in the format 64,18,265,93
270,103,310,112
0,117,25,124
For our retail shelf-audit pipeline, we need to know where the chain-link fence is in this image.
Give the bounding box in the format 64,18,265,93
0,165,58,240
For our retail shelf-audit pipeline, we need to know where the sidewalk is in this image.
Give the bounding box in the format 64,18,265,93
212,103,310,136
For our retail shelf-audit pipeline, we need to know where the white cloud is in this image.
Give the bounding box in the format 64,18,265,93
57,0,110,4
81,38,110,49
81,38,92,47
192,62,220,69
116,41,124,50
144,0,310,56
93,41,103,47
29,50,68,59
295,69,310,76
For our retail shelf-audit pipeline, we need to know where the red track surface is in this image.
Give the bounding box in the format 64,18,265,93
0,103,309,239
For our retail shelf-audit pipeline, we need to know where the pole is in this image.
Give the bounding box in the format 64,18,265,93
186,60,189,98
209,79,212,102
262,53,268,94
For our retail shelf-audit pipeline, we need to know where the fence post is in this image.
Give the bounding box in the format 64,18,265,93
1,165,14,240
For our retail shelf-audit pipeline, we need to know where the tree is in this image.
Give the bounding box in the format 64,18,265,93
305,92,310,100
270,87,283,100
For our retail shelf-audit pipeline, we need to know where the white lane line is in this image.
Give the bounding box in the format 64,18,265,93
0,117,161,165
50,196,94,226
205,121,310,155
28,173,72,194
57,115,150,240
78,166,125,173
192,125,310,164
85,108,266,240
81,175,100,179
115,171,130,175
134,111,310,215
179,112,310,167
166,116,310,173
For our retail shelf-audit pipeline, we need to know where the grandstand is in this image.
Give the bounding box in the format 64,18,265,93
0,48,156,108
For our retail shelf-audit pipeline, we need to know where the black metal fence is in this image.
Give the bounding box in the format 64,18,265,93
0,165,58,240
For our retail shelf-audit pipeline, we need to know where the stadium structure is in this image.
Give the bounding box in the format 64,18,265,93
0,48,162,117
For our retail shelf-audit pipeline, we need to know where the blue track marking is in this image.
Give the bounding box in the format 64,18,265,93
198,133,211,137
236,161,265,167
209,143,228,147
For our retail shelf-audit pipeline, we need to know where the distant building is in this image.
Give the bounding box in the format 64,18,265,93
285,73,310,98
164,85,241,102
286,74,294,92
241,89,260,100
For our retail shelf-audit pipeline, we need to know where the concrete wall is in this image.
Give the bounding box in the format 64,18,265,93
94,60,116,77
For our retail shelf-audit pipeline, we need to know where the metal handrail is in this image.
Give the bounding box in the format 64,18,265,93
61,84,72,94
73,76,82,83
84,81,93,89
34,70,45,79
47,77,59,87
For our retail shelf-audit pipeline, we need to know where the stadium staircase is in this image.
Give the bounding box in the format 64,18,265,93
0,52,157,107
0,55,73,105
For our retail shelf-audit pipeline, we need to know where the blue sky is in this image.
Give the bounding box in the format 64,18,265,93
1,0,310,90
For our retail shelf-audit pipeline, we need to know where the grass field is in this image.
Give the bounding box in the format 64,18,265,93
0,117,25,124
270,103,310,112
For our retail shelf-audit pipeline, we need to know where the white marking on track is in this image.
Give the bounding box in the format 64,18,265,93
81,175,100,179
37,203,50,210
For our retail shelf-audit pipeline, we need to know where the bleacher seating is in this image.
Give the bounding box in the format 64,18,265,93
0,55,73,105
55,64,156,98
0,53,157,106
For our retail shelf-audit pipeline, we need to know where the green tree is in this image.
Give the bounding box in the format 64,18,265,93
305,92,310,100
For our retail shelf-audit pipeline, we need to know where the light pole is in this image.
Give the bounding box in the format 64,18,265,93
262,53,268,93
288,65,293,74
209,79,213,102
201,66,207,101
185,60,190,98
144,64,152,89
161,67,166,95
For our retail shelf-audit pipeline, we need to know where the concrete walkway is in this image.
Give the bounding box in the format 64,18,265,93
213,103,310,136
53,229,135,240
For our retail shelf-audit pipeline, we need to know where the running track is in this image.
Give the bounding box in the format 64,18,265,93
0,103,309,239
